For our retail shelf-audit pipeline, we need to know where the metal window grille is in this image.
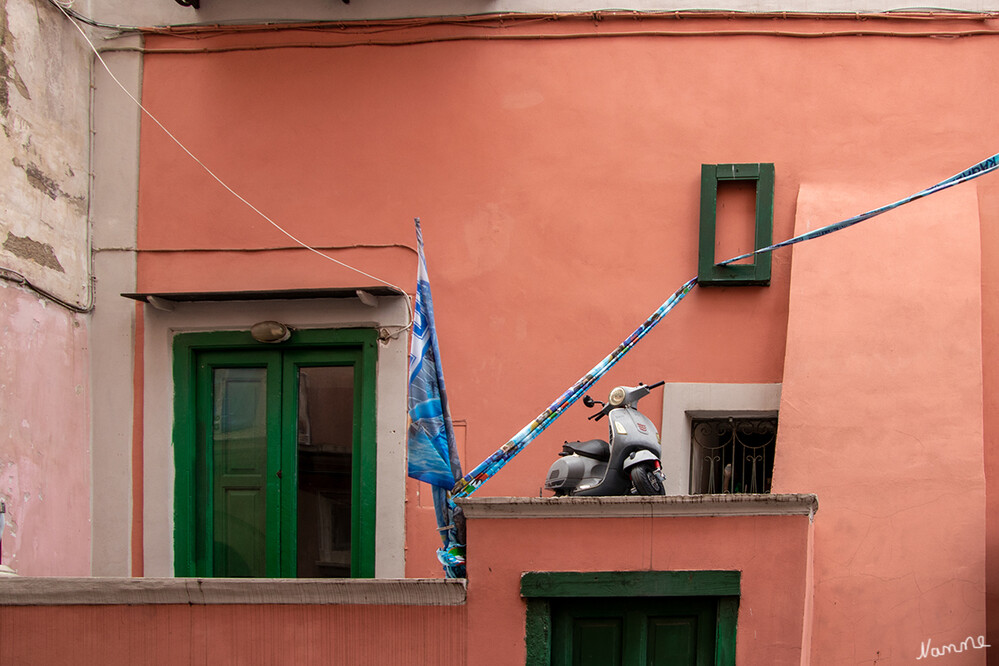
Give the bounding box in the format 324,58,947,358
690,417,777,494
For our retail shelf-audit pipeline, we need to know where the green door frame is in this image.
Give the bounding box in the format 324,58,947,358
173,328,378,578
522,571,740,666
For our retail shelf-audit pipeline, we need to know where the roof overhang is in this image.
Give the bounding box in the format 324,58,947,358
122,286,404,308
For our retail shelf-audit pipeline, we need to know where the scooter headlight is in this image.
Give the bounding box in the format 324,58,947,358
609,387,626,407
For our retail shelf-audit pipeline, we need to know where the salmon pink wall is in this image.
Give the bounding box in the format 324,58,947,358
462,508,814,665
775,184,986,661
136,20,999,506
134,17,999,586
0,603,465,665
0,286,90,575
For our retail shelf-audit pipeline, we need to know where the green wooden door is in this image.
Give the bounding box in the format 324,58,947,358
175,330,378,578
280,349,375,578
196,351,282,577
551,597,716,666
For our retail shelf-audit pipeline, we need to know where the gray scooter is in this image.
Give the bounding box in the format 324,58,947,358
544,381,667,496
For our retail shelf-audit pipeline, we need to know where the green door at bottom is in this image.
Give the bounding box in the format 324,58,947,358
551,597,716,666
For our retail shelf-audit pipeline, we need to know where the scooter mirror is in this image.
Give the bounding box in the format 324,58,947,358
582,395,595,408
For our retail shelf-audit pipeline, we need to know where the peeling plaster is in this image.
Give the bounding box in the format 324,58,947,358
3,230,64,272
10,156,87,213
13,156,58,199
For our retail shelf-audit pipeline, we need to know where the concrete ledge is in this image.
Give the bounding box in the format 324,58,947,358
457,493,818,519
0,577,466,606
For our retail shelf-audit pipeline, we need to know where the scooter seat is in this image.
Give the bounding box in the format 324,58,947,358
561,439,610,462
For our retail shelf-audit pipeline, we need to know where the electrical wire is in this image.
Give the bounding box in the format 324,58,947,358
41,2,999,35
129,243,418,254
100,27,999,57
47,0,138,32
0,266,91,313
53,0,415,335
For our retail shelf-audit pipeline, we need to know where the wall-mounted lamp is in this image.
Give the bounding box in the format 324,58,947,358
251,321,291,344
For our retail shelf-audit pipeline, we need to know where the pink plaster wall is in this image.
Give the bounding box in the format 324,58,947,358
0,285,90,575
464,512,813,665
775,184,986,662
0,603,465,665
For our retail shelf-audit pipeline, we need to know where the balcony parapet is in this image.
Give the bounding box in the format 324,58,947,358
458,493,818,519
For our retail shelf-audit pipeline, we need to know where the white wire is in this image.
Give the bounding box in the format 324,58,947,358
57,3,414,332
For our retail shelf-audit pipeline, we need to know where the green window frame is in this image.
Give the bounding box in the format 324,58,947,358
522,571,739,666
698,163,775,286
172,328,378,578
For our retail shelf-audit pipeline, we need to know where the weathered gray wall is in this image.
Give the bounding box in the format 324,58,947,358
0,0,90,307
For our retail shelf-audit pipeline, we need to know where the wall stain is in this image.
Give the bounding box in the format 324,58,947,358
3,231,65,272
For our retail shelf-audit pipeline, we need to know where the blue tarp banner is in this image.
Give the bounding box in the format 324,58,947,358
407,219,461,490
407,219,466,576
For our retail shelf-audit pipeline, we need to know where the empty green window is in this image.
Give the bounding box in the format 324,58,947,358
698,163,775,286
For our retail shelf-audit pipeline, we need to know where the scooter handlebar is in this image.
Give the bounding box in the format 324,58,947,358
588,408,609,421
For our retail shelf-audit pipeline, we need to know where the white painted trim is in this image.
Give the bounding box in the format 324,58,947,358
457,493,817,519
142,297,410,578
661,383,782,494
0,577,466,606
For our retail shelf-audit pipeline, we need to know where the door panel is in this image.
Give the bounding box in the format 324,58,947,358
571,616,623,666
211,367,269,577
647,616,697,665
551,597,715,666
